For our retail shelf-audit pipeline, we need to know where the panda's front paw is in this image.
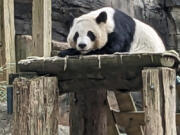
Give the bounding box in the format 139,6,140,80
58,48,80,57
58,51,68,57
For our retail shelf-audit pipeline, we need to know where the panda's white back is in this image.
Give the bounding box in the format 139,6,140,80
129,19,166,53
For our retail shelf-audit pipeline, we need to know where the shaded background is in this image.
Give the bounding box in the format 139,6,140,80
15,0,180,52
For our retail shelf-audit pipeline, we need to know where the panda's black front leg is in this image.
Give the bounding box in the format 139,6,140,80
86,48,110,55
58,48,80,57
86,46,119,55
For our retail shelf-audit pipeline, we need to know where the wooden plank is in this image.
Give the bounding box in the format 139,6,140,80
114,92,144,135
107,91,143,135
18,53,179,76
70,90,108,135
0,0,16,81
18,53,179,92
52,41,70,51
107,91,120,134
0,0,4,81
113,111,145,127
115,92,136,112
32,0,51,57
13,77,59,135
107,104,120,135
114,111,180,126
142,67,176,135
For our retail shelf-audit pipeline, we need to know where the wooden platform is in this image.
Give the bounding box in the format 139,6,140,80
15,52,180,135
18,52,180,92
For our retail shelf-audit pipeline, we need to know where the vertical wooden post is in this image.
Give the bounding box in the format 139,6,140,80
142,67,176,135
70,90,108,135
13,76,59,135
0,0,16,81
32,0,52,57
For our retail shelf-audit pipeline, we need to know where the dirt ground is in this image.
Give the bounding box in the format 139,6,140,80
0,102,69,135
0,102,12,135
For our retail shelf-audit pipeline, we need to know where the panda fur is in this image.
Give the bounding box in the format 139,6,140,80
58,7,166,57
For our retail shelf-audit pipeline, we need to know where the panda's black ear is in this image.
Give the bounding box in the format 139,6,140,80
96,11,107,24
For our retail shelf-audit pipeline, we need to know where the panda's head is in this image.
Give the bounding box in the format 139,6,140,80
67,11,108,54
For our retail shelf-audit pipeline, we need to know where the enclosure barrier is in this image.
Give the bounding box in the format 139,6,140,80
12,52,180,135
0,0,52,81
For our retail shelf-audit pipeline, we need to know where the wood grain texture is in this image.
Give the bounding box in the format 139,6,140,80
70,90,108,135
18,53,179,91
13,77,59,135
142,67,176,135
0,0,16,81
114,111,180,126
114,92,144,135
32,0,51,57
0,0,4,81
107,91,120,134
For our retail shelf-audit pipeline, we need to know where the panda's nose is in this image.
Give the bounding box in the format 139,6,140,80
79,43,86,49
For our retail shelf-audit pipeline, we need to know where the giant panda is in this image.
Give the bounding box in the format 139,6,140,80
58,7,166,57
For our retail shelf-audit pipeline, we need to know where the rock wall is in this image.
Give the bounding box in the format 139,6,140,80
15,0,180,52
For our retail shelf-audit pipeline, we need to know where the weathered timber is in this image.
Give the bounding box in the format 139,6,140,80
114,111,180,126
114,92,144,135
0,0,16,81
70,90,108,135
142,67,176,135
13,77,59,135
113,111,145,127
18,53,179,91
0,0,4,81
15,35,69,62
59,94,70,126
106,92,120,134
107,91,119,111
107,107,120,135
115,92,136,112
52,41,70,51
32,0,51,57
107,91,143,134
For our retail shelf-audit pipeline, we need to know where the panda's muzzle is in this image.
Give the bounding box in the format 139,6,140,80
78,43,86,49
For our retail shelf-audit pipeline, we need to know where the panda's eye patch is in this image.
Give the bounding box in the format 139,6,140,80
87,31,96,41
73,32,79,42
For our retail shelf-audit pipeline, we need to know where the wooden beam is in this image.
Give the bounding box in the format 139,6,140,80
142,67,176,135
113,111,180,126
32,0,52,57
0,0,16,81
114,92,144,135
18,53,179,91
115,92,136,112
107,107,120,135
0,0,4,81
70,90,108,135
13,77,59,135
113,111,145,127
